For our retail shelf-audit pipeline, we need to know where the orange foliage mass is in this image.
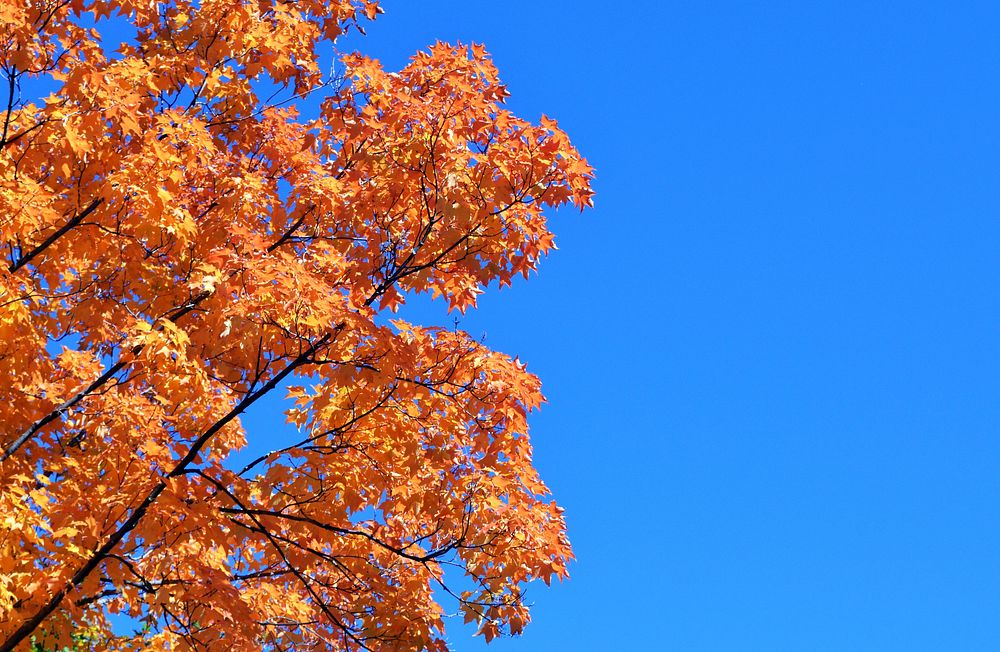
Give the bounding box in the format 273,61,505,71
0,0,593,649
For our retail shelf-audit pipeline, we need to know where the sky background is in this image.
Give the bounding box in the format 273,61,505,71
244,2,1000,650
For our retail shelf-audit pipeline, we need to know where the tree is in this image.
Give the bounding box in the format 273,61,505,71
0,0,593,649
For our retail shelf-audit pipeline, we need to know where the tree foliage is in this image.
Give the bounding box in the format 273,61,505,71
0,0,593,649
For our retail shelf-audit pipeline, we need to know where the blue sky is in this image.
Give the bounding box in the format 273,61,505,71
301,1,1000,650
78,0,999,649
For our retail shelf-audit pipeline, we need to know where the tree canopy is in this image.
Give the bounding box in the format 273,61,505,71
0,0,593,649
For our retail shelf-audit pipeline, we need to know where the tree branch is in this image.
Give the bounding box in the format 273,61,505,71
8,197,104,273
0,331,336,652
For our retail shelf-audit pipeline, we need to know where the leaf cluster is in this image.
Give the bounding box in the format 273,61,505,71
0,1,593,649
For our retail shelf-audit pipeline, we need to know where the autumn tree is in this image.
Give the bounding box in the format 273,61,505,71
0,0,593,649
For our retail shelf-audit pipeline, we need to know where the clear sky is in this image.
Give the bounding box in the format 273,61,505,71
245,1,1000,650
